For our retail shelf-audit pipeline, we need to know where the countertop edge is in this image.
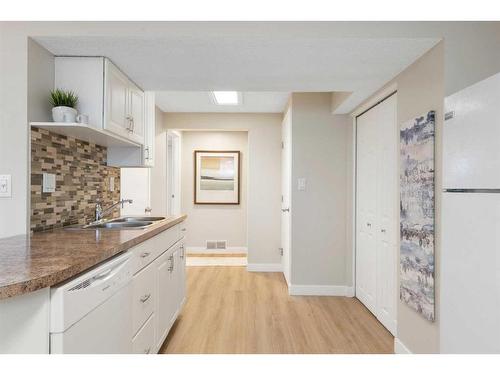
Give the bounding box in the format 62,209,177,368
0,214,187,301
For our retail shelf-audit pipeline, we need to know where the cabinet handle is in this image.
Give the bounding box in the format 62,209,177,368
131,117,135,132
140,293,151,303
144,347,151,354
168,255,174,272
180,246,185,259
366,222,372,227
381,229,386,233
140,252,150,258
126,116,132,132
145,147,150,160
181,228,186,232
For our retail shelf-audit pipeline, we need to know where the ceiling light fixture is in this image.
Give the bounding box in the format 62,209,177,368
211,91,241,105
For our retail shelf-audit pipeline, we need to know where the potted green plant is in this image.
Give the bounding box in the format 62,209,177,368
50,89,78,122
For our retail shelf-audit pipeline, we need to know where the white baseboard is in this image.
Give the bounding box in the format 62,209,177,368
247,263,283,272
288,284,353,296
344,286,355,297
394,338,412,354
186,246,247,254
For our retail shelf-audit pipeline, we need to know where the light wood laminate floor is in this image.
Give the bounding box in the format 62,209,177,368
160,267,394,354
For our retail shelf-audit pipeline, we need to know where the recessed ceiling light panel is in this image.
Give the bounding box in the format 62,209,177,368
211,91,241,105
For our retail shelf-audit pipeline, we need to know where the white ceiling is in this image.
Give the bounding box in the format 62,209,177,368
155,91,289,113
36,34,439,113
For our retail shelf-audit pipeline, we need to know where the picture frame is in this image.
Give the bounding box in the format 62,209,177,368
194,150,240,205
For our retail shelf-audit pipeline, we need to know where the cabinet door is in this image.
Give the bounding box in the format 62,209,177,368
143,92,156,167
177,243,186,308
104,59,131,139
375,93,398,336
132,262,155,335
128,84,145,145
356,106,378,313
155,249,177,350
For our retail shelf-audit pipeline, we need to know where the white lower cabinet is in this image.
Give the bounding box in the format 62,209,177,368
155,247,178,350
132,313,155,354
132,262,156,334
130,224,186,353
176,243,187,308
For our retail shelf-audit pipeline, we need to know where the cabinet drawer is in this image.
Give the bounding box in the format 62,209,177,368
132,262,156,335
132,313,155,354
131,224,181,274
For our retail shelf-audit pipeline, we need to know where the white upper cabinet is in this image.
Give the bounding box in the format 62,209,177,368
55,56,145,146
104,61,130,138
104,59,145,144
128,84,145,144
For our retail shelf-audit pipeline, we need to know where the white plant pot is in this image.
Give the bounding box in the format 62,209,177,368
52,106,77,123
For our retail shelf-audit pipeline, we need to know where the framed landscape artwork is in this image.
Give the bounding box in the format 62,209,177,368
194,150,240,205
400,110,435,321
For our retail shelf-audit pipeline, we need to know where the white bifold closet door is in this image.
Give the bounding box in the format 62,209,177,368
356,93,398,336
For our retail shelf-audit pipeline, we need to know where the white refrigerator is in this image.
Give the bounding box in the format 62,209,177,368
441,72,500,353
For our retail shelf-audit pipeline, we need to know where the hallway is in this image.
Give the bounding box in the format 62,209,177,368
160,267,394,354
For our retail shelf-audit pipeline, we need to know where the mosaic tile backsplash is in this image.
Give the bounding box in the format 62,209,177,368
31,127,121,232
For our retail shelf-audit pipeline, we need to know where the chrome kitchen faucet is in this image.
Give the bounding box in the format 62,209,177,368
95,199,133,222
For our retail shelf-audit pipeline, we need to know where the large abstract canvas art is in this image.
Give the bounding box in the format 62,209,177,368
194,150,240,205
400,111,435,321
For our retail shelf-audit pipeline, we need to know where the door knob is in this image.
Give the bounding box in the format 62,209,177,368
281,208,290,212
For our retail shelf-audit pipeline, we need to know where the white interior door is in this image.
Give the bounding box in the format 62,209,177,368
356,106,378,313
167,131,181,216
356,94,398,336
281,108,292,285
120,168,151,216
374,94,398,335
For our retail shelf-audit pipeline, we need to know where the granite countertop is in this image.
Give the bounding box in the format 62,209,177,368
0,214,187,300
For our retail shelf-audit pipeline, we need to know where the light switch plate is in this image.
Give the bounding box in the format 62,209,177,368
0,174,12,197
297,177,307,191
109,176,115,192
42,173,56,193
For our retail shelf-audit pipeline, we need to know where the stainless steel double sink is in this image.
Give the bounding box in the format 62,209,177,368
66,216,166,230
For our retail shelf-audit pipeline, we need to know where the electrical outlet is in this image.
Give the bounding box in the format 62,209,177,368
0,174,12,198
42,173,56,193
297,177,307,191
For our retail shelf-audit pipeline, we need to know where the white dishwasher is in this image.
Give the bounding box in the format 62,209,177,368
49,252,133,354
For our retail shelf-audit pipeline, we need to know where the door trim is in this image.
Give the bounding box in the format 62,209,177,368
351,83,398,118
166,130,182,216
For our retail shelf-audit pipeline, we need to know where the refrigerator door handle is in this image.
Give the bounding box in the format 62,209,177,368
443,188,500,193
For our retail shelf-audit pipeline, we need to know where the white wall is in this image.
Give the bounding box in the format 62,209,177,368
150,107,167,216
181,131,248,249
164,113,282,265
0,35,54,238
289,93,351,287
27,39,54,124
120,168,150,215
